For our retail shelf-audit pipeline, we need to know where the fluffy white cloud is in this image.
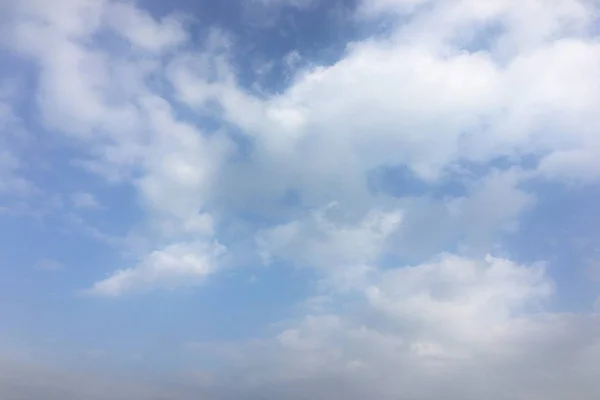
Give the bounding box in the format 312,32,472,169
5,1,139,140
85,240,225,296
1,10,600,400
262,252,553,364
1,0,233,294
257,205,402,290
104,1,188,53
2,0,596,292
257,204,402,268
5,253,600,399
1,0,600,398
379,168,535,260
170,0,600,193
177,254,597,400
366,254,552,345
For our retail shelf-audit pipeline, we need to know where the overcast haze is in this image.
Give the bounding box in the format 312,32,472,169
1,0,600,399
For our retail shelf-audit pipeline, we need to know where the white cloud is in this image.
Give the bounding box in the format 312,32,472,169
256,252,553,367
2,0,233,294
366,254,552,345
135,95,232,227
2,0,599,318
360,0,593,52
6,254,600,400
184,254,600,400
7,0,106,38
444,168,535,248
378,168,535,261
538,147,600,183
85,240,225,296
104,1,188,53
170,0,600,194
257,205,402,290
1,0,600,398
5,5,140,140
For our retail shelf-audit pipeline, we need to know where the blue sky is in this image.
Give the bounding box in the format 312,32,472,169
1,0,600,399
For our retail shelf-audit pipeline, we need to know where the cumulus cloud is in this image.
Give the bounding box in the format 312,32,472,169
103,1,189,53
257,204,402,267
365,254,552,345
85,240,225,296
1,0,600,397
188,0,600,186
256,204,402,292
173,255,597,400
1,0,596,291
2,0,231,294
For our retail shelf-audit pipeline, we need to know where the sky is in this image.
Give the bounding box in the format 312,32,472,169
1,0,600,398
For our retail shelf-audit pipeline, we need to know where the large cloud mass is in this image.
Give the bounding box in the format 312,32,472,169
1,0,600,398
